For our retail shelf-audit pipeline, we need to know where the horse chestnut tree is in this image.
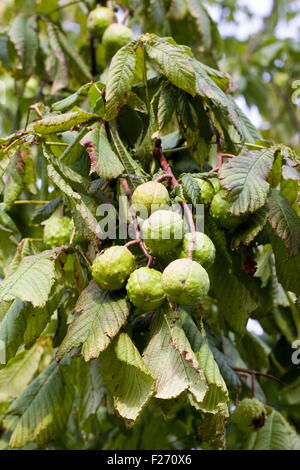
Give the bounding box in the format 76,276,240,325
0,0,299,452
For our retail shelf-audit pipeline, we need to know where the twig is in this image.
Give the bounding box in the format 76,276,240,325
154,174,172,183
14,200,49,205
232,366,293,388
47,0,82,15
153,140,196,259
120,177,153,267
120,6,130,25
90,36,97,77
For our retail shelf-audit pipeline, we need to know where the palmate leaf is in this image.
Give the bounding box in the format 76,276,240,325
105,43,138,121
81,124,124,180
267,189,300,258
56,281,130,362
143,35,196,96
219,147,276,215
246,409,300,450
8,14,38,76
0,342,43,401
143,304,208,403
0,250,58,307
99,332,156,423
5,361,74,448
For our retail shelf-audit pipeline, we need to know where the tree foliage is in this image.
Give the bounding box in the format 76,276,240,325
0,0,299,451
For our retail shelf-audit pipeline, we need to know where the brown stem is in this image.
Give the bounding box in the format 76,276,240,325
153,140,196,259
232,366,293,388
120,177,153,267
120,6,130,25
251,373,256,398
154,174,173,184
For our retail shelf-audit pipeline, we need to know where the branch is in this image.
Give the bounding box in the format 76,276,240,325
153,140,196,259
120,177,153,267
120,6,130,25
232,366,293,389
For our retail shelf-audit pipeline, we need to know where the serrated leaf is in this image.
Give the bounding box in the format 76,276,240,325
109,128,147,190
181,174,201,206
99,332,156,423
46,22,69,94
143,304,208,402
0,299,27,364
56,281,130,362
179,310,228,413
187,0,212,49
8,14,38,76
77,358,104,430
34,110,97,135
31,197,61,224
157,84,177,131
0,342,43,401
52,83,92,112
5,361,74,448
105,43,138,120
209,345,241,389
219,147,276,215
0,251,57,307
231,206,268,249
248,409,300,450
57,29,92,83
143,35,196,96
81,124,124,179
270,231,300,296
267,189,300,258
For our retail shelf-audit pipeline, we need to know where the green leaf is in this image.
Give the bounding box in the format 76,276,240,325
267,189,300,258
231,206,268,249
5,361,74,448
0,251,57,307
248,409,300,450
143,304,208,402
105,43,138,121
187,0,212,49
46,22,69,94
109,128,147,189
31,197,61,224
76,358,105,430
81,124,124,179
99,332,156,423
219,147,276,215
57,29,92,83
143,35,196,96
179,310,229,413
168,0,187,20
0,342,43,401
157,84,177,131
181,174,201,206
238,331,270,372
34,110,97,135
8,14,38,76
56,281,130,362
52,83,92,112
270,231,300,296
0,299,27,364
